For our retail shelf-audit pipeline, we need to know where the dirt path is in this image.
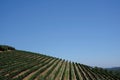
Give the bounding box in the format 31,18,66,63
22,66,41,80
34,59,59,80
13,69,30,79
22,57,52,80
74,63,83,80
63,61,69,80
45,60,63,80
71,62,77,80
55,61,66,80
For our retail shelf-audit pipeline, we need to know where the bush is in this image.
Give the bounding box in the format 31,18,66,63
0,45,15,51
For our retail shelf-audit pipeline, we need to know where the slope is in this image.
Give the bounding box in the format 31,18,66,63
0,49,120,80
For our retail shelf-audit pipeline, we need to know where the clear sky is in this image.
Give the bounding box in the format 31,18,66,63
0,0,120,68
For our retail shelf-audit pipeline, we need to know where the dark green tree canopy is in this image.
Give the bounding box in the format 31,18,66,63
0,45,15,51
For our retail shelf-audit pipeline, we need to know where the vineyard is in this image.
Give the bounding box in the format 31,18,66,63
0,46,120,80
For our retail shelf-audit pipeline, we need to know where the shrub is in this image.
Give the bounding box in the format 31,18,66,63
0,45,15,51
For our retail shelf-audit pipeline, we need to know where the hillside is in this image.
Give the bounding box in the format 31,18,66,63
0,46,120,80
107,67,120,71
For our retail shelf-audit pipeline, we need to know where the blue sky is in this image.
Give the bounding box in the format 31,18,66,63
0,0,120,68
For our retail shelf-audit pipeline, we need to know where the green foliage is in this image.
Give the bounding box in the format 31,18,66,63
0,45,15,51
92,67,120,79
0,49,120,80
